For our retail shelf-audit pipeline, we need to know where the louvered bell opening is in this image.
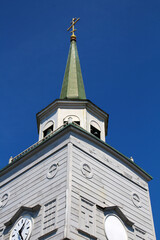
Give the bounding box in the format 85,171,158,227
90,125,101,139
43,125,53,137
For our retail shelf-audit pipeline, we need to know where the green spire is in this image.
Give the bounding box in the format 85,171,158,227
60,38,86,99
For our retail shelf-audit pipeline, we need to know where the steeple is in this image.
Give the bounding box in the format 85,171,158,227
37,18,109,142
60,18,86,100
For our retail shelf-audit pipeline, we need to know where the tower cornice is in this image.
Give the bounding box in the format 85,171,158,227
0,123,152,183
36,99,109,135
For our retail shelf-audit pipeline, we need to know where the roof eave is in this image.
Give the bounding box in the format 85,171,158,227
36,99,109,134
0,123,152,182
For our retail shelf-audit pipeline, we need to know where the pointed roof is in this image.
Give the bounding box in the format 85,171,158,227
60,38,86,99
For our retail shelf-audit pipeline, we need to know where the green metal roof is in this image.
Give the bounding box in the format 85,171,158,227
60,39,86,99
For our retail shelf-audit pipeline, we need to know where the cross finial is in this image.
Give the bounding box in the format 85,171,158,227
67,17,80,41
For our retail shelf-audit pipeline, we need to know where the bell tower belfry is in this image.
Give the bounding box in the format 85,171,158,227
37,18,108,142
0,19,156,240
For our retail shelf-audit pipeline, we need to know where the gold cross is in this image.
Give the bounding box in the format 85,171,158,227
67,18,80,39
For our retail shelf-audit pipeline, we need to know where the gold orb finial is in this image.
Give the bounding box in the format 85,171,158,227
67,17,80,41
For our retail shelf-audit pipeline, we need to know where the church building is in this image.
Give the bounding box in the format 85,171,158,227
0,18,156,240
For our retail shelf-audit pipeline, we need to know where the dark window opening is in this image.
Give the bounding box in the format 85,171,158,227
73,121,80,125
64,121,80,126
90,125,101,139
43,125,53,137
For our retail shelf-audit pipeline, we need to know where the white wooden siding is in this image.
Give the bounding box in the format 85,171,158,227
0,130,156,240
69,141,155,240
0,144,68,240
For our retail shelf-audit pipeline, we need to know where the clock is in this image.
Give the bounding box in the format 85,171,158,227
10,215,33,240
104,214,128,240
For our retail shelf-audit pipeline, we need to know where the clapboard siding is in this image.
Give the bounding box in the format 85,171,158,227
1,147,67,193
0,142,68,240
71,179,152,230
1,135,69,185
72,147,150,210
69,143,155,240
72,166,151,220
71,165,149,218
1,147,67,195
73,146,148,198
70,192,137,240
71,135,148,189
73,154,148,200
71,178,151,233
1,162,67,218
3,169,67,209
0,129,156,240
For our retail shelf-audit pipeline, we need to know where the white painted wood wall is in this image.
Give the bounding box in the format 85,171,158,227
0,128,156,240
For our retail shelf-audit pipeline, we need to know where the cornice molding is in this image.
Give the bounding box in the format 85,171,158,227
4,205,41,227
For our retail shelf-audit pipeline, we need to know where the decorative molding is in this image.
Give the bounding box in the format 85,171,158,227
37,99,108,125
0,192,10,209
73,139,148,189
63,115,80,122
81,162,93,179
43,120,54,131
97,205,134,227
90,120,101,131
124,171,132,180
46,163,59,179
4,204,41,227
131,192,142,208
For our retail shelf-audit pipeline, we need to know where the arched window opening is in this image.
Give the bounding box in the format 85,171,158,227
63,115,80,126
90,121,101,139
43,121,54,138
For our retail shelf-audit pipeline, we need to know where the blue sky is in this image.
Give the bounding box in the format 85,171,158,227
0,0,159,238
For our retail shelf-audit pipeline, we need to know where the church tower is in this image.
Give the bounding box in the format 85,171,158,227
0,18,156,240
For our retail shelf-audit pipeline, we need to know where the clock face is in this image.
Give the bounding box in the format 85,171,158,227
10,215,33,240
104,214,128,240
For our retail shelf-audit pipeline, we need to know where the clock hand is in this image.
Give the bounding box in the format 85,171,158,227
18,234,22,240
19,220,26,240
18,230,23,240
